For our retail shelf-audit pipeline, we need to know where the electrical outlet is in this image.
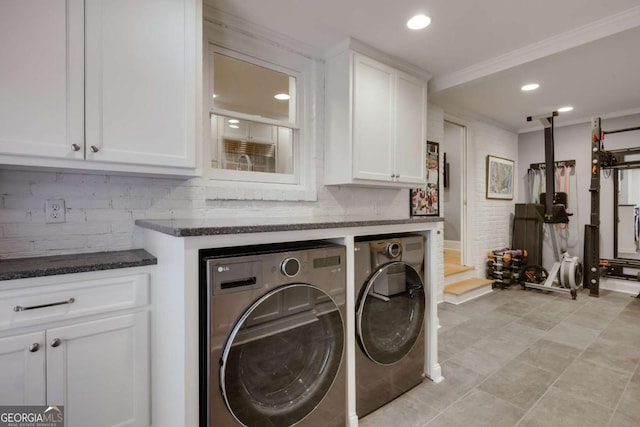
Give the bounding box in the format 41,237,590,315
45,199,66,224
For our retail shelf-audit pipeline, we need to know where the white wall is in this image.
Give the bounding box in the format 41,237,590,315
466,121,518,272
517,112,640,269
0,101,444,259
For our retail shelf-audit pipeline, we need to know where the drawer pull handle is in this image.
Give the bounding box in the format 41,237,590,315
14,297,75,312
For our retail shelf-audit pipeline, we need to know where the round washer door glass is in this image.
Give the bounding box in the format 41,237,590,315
220,284,344,427
357,261,425,365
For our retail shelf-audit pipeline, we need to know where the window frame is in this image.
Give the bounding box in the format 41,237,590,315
203,18,317,200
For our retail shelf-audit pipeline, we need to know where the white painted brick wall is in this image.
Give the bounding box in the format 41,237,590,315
467,121,518,273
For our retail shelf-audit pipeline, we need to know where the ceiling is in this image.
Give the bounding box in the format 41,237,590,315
206,0,640,133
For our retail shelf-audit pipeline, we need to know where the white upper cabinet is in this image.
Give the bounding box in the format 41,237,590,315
352,55,395,182
0,0,200,175
325,43,428,187
85,0,197,169
0,0,84,160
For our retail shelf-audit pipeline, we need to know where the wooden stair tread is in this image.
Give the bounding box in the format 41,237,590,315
444,278,494,295
444,264,474,277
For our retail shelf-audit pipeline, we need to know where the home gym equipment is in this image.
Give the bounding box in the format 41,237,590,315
584,117,640,298
522,112,583,299
486,248,528,289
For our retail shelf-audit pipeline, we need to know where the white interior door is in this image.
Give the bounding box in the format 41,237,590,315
443,120,467,261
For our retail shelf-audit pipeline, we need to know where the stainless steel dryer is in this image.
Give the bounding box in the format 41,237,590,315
199,241,346,427
354,235,426,418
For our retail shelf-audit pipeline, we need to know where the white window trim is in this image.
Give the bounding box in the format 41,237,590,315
203,11,318,201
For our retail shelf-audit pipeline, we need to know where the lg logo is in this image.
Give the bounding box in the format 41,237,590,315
217,266,230,273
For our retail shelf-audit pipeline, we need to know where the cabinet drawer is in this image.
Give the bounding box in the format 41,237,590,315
0,274,149,330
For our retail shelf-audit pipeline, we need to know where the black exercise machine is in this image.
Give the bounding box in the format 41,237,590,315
584,118,640,298
521,112,583,299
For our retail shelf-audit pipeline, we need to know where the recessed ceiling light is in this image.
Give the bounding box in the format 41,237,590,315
521,83,539,92
229,124,239,129
212,94,218,99
407,14,431,30
228,119,239,124
558,106,574,113
274,93,290,100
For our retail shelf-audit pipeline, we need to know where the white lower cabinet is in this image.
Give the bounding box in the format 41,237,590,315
0,272,150,427
0,331,46,405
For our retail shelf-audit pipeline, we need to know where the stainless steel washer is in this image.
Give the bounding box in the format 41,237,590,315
199,241,347,427
354,235,426,418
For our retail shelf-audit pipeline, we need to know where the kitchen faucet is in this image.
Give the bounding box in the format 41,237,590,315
237,153,253,171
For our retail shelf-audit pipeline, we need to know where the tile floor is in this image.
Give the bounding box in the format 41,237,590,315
360,286,640,427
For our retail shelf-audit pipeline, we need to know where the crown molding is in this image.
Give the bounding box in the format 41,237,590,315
431,5,640,94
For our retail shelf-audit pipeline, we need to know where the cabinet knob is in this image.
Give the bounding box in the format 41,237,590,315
50,338,62,348
71,143,81,152
90,145,99,153
29,343,40,353
391,174,396,179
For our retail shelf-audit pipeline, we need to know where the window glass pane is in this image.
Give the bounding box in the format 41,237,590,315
211,115,293,174
212,52,295,123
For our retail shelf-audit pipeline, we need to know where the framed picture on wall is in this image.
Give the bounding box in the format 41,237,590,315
410,141,439,216
486,155,514,200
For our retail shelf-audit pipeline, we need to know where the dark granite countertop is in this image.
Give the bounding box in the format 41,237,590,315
135,216,443,237
0,249,157,281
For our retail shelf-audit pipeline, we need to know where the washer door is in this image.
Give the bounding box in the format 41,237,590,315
356,261,425,365
220,284,344,427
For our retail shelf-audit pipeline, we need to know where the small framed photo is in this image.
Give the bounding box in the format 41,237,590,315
410,141,439,216
486,155,514,200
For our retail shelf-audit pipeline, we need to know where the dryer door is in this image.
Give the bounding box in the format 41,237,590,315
219,283,344,427
356,261,425,365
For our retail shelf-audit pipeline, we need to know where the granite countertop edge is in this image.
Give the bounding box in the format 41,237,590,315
135,217,443,237
0,249,157,282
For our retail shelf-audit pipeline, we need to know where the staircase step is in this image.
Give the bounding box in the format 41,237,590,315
444,263,474,277
443,278,494,305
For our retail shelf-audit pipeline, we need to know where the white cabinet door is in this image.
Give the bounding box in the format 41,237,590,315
46,312,150,427
85,0,197,169
395,71,427,184
352,54,395,181
0,331,46,405
0,0,84,159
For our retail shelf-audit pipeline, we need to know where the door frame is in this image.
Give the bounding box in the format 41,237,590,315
443,116,469,266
